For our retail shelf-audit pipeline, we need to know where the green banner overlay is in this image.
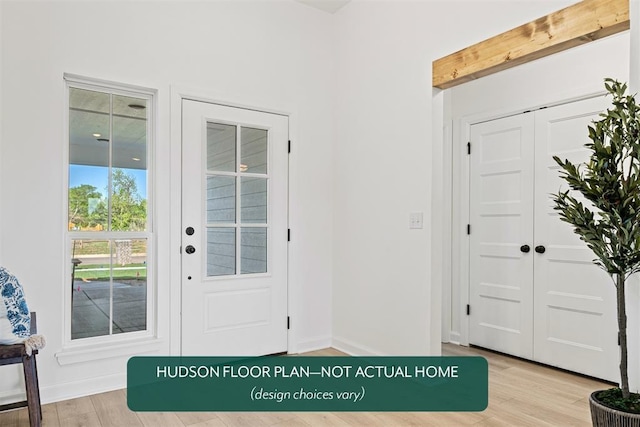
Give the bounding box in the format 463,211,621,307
127,356,488,412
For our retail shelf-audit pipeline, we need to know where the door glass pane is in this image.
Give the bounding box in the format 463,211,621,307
208,123,236,172
241,177,267,223
241,228,267,274
207,228,236,276
68,88,109,231
203,124,270,277
71,239,112,339
207,176,236,223
241,127,267,174
111,94,148,231
113,239,147,335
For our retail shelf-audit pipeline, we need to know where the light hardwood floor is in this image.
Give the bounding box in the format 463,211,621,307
0,344,610,426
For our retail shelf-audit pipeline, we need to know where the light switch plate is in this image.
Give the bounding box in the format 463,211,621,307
409,212,424,229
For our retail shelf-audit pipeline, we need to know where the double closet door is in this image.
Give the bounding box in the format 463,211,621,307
469,96,618,382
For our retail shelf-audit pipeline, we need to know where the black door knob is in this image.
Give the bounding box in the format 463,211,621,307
535,245,546,254
185,245,196,254
520,245,530,253
185,226,195,236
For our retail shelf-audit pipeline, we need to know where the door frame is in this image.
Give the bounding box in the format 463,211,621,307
454,90,607,347
169,86,297,356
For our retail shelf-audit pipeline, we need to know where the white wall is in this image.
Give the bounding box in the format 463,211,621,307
0,0,333,403
630,0,640,393
632,0,640,94
0,2,3,273
331,0,576,356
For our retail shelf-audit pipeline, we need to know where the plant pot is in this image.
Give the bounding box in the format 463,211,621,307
590,391,640,426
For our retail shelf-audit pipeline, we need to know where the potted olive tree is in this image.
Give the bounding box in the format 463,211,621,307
554,79,640,425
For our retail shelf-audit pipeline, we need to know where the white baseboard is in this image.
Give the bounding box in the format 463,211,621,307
448,332,461,345
295,335,332,354
41,372,126,404
331,336,384,356
0,371,125,405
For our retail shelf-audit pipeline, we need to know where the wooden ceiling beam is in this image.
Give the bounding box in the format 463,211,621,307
432,0,630,89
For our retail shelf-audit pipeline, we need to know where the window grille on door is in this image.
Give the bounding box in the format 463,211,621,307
206,123,269,277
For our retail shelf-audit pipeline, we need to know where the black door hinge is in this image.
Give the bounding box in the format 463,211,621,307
287,229,291,241
288,140,291,153
466,304,470,316
287,316,290,330
467,142,471,155
467,224,471,235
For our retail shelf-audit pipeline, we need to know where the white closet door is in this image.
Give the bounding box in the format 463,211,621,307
533,96,618,382
469,113,535,358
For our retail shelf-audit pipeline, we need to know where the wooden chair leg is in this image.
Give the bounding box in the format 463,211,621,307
34,356,42,420
22,354,41,427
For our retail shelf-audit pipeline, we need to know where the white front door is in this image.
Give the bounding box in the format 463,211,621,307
469,113,535,358
181,99,288,356
533,96,618,381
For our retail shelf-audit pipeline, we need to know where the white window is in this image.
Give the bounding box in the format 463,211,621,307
65,76,154,343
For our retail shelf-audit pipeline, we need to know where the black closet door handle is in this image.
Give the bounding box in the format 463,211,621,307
520,245,530,253
535,245,546,254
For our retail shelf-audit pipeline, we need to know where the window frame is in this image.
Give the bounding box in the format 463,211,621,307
61,74,157,353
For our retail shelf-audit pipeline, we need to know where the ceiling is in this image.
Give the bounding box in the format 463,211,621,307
69,87,148,171
294,0,350,14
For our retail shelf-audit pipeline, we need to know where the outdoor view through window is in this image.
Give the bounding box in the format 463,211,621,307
68,85,149,340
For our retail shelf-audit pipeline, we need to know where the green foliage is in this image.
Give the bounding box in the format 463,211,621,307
74,264,147,281
68,184,107,229
553,79,640,401
68,169,146,231
553,79,640,278
111,169,146,231
596,388,640,414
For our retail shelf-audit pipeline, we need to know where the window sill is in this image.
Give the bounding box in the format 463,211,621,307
55,337,165,366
